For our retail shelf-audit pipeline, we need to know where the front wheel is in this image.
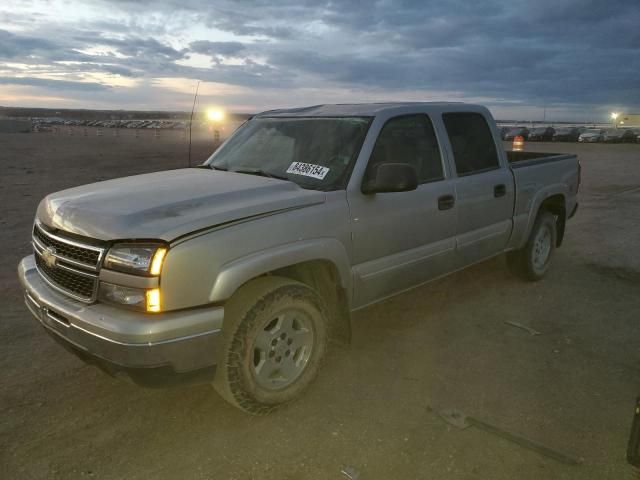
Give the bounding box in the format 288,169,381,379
213,276,328,414
507,211,557,281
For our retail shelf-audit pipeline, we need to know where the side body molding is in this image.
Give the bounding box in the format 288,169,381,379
209,238,352,303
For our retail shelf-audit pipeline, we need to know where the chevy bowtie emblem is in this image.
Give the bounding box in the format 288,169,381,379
42,246,57,268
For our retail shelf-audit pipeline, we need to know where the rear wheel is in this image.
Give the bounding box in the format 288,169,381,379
213,276,328,414
507,211,557,281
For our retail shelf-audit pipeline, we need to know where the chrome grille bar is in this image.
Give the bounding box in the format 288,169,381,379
33,220,105,271
32,220,105,303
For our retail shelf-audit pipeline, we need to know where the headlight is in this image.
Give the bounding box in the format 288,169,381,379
104,243,167,276
98,282,162,313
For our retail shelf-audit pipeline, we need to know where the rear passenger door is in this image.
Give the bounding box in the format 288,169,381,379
349,114,457,308
441,112,514,267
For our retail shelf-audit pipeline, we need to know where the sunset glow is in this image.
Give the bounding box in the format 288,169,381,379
0,0,637,120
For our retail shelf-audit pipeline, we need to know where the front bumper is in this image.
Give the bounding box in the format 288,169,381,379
18,255,224,383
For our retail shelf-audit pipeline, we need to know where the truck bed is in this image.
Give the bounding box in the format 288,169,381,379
506,151,577,169
506,149,580,250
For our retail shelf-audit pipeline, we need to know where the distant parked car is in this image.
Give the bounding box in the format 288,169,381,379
528,127,555,141
553,127,581,142
621,128,640,143
503,127,530,140
578,129,605,143
602,128,626,143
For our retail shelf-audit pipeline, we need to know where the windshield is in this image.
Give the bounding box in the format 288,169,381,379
585,129,602,134
205,116,372,191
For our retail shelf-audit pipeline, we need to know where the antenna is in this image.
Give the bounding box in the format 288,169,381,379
187,80,201,167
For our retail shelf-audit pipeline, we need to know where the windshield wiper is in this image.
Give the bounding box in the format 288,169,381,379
194,164,227,171
206,164,228,171
231,167,289,181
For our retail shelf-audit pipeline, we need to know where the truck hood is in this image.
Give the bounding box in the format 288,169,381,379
37,168,325,241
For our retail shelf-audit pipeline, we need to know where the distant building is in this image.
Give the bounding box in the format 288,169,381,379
0,119,31,133
616,114,640,127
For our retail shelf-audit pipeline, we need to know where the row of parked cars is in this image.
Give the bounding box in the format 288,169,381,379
500,126,640,143
31,117,188,130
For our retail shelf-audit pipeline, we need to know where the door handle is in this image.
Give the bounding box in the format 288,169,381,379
438,195,455,211
494,184,507,198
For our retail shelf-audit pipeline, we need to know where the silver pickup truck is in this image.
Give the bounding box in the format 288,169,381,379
18,103,579,413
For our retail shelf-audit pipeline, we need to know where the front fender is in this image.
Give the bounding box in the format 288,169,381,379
209,238,352,303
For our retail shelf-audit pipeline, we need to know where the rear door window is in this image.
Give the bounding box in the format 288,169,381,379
442,112,500,176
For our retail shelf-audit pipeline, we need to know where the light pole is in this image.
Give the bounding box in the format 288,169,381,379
206,108,226,145
611,112,619,128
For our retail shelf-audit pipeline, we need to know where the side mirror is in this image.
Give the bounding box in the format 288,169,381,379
362,163,418,194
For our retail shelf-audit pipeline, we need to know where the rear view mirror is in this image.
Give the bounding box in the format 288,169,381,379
362,163,418,194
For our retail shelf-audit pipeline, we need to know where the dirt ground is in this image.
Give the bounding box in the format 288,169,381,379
1,130,639,479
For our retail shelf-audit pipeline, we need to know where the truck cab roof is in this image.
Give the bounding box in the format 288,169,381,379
255,102,475,118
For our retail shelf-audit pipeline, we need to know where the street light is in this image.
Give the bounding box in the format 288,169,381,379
206,108,225,122
611,112,619,128
206,108,225,144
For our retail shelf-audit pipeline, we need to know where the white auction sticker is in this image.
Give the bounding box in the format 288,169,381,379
286,162,330,180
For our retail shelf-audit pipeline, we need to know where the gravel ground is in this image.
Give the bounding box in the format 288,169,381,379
1,131,639,479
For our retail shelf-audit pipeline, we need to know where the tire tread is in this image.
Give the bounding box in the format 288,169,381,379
507,211,557,281
213,276,328,415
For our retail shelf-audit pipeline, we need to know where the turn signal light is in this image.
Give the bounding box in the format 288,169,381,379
150,248,167,276
146,288,161,313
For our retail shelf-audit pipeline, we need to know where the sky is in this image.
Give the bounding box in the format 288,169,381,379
0,0,639,121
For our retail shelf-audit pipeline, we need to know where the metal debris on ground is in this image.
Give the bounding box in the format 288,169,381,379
341,466,361,479
504,320,541,336
439,409,471,430
626,396,640,467
438,409,582,466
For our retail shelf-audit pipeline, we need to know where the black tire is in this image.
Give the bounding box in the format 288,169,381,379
507,211,557,281
213,276,328,414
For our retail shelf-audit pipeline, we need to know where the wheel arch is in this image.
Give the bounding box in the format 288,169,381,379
538,194,566,247
271,260,351,345
209,239,352,344
517,189,567,249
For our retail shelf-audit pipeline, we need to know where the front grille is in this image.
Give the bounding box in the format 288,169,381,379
33,224,102,269
35,254,97,301
32,221,105,302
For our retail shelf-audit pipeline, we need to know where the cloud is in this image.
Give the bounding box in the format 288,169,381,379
189,40,246,57
0,29,67,59
0,0,638,118
70,32,188,61
0,76,110,91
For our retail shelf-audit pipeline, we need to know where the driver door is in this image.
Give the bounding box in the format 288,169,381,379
348,114,457,308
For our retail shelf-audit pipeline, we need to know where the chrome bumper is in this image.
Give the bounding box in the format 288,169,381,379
18,255,224,375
